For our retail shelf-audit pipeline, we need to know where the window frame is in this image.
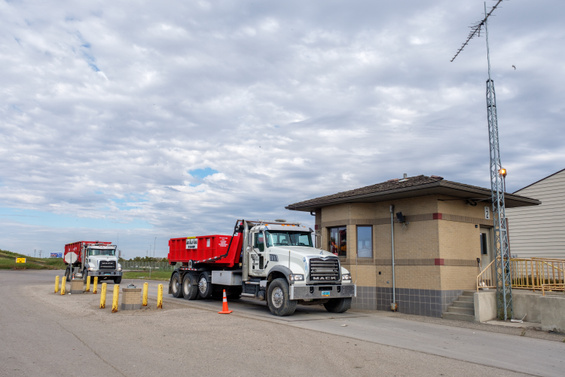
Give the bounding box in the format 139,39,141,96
356,225,373,258
328,226,347,257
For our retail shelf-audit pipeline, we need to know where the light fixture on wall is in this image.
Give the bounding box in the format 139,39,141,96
396,212,407,224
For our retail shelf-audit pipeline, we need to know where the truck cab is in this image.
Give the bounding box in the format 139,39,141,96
242,221,356,315
64,241,122,284
83,244,122,284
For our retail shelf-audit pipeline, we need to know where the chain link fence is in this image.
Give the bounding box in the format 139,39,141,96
121,260,174,271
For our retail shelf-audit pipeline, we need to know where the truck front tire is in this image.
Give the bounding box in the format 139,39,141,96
323,298,352,313
114,276,122,284
267,278,297,316
182,273,198,300
170,272,183,298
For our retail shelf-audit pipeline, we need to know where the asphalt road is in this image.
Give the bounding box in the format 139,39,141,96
1,270,564,377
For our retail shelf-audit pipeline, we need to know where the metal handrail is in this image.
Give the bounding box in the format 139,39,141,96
476,259,497,291
477,257,565,294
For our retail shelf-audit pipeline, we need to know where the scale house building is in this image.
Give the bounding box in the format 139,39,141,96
286,174,539,317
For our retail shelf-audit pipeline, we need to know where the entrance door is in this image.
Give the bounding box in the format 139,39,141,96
249,231,266,277
479,227,494,269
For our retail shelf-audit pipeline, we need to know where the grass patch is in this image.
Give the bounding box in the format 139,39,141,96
0,249,66,270
123,270,171,281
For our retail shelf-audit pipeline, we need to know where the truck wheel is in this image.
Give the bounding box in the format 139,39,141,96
267,278,297,316
170,272,183,298
114,276,122,284
323,298,352,313
182,273,198,300
197,272,212,299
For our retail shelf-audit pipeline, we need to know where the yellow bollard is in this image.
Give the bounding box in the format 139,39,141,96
54,276,60,293
85,276,91,292
112,284,120,313
142,282,148,306
61,276,67,295
157,284,163,309
100,283,107,308
93,277,98,294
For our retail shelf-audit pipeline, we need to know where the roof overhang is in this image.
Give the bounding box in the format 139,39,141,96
286,179,541,212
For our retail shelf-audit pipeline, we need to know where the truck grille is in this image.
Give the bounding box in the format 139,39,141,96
99,260,116,270
309,257,340,283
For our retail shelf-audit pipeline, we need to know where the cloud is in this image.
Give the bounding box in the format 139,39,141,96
1,0,563,256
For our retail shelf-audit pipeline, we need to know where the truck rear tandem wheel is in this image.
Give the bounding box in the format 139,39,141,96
182,272,198,300
197,271,213,299
170,272,183,298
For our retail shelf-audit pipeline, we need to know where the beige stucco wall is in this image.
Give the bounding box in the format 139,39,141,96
318,195,492,293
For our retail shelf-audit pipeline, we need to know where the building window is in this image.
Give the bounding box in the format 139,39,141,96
329,226,347,257
357,226,373,258
480,232,488,255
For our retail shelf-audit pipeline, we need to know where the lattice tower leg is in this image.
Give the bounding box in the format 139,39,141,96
486,78,513,320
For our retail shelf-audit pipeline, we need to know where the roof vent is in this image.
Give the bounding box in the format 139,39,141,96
398,173,409,182
431,175,444,180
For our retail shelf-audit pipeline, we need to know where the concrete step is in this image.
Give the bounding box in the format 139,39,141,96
442,312,475,322
457,295,474,302
442,291,476,322
445,305,474,315
451,300,474,309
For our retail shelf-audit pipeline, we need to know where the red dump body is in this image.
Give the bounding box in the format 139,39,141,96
168,233,243,268
64,241,112,265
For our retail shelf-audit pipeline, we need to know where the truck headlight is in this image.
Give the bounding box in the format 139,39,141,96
289,274,304,282
341,273,352,282
118,264,122,271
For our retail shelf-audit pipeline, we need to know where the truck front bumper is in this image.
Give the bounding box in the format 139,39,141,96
289,283,356,300
89,270,122,277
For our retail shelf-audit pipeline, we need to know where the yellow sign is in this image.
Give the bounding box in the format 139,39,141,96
16,258,26,263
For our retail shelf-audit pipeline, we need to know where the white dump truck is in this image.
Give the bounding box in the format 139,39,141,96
64,241,122,284
168,219,356,316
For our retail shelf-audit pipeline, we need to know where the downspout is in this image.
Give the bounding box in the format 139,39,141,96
390,205,398,311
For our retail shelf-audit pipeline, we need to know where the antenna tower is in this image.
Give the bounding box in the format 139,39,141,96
451,0,512,321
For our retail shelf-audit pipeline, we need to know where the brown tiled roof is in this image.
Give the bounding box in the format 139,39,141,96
286,175,540,212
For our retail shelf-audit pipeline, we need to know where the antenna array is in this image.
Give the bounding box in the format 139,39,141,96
451,0,503,63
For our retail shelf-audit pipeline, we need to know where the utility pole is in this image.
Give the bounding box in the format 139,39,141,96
452,0,512,320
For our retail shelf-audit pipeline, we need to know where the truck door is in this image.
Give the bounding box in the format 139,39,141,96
249,231,267,277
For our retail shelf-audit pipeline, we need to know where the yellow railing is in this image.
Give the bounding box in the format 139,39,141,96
476,259,496,291
477,257,565,295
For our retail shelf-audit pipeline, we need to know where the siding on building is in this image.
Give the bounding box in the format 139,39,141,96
506,169,565,259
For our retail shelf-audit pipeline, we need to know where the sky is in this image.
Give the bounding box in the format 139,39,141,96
1,0,563,259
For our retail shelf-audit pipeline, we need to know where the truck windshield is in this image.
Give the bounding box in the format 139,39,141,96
265,231,313,247
88,248,115,256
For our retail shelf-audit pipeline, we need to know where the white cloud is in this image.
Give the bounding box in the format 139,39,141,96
1,0,564,257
